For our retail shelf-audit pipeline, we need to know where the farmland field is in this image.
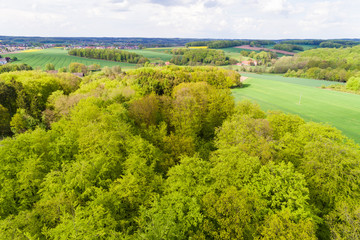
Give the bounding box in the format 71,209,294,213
222,47,247,61
126,49,173,62
222,47,286,60
5,48,137,70
232,73,360,143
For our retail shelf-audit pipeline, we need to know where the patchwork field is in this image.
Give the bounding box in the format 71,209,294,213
232,73,360,143
235,45,295,55
222,47,286,60
5,48,137,70
126,49,173,62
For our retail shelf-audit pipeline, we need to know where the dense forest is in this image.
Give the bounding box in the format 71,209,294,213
280,39,360,48
240,51,278,66
185,40,275,49
170,48,237,66
0,63,32,74
0,36,214,48
327,76,360,94
273,43,304,52
273,46,360,82
0,65,359,239
68,49,149,64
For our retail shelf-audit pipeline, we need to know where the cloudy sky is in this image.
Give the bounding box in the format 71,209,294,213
0,0,359,39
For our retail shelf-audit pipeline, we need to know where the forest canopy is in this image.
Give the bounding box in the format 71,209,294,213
169,48,236,66
0,66,359,240
274,46,360,81
68,48,149,64
185,40,275,49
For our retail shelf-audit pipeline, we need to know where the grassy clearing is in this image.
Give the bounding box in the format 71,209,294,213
240,73,345,87
232,74,360,143
222,47,287,59
221,47,250,61
6,48,137,70
144,47,180,52
126,49,173,62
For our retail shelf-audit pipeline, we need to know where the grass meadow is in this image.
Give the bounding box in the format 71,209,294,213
222,47,287,61
232,73,360,143
6,48,137,70
126,49,173,62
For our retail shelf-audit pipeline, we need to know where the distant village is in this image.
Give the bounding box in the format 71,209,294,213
0,40,141,66
0,40,140,53
65,45,140,50
0,42,57,55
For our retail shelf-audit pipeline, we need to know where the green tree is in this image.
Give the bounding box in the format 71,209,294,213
45,63,55,71
199,187,265,240
257,209,317,240
215,114,274,164
69,62,88,74
326,200,360,240
0,81,17,116
0,104,11,136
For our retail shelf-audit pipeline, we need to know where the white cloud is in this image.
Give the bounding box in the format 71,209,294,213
0,0,359,38
257,0,289,13
299,1,344,32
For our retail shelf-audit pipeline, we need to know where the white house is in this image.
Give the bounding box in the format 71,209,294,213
0,58,7,65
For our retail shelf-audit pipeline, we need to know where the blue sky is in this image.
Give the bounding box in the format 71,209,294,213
0,0,359,39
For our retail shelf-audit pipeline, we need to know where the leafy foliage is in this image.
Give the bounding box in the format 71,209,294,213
279,46,360,82
273,43,304,52
185,40,275,49
68,48,149,64
170,48,235,66
0,66,359,240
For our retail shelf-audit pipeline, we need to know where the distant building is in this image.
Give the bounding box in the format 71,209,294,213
239,60,257,66
0,58,8,65
72,72,85,77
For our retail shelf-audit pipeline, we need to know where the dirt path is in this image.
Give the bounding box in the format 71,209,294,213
240,76,249,82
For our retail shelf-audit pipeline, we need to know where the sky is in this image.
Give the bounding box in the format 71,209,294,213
0,0,359,39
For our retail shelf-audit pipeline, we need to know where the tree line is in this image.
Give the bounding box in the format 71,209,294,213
273,46,360,81
241,50,278,65
280,39,360,48
68,48,149,64
273,43,304,52
185,40,275,49
0,66,359,239
0,63,32,74
169,48,237,66
0,71,82,136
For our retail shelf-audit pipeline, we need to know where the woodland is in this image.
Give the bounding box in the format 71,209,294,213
0,65,359,239
68,49,149,64
170,48,237,66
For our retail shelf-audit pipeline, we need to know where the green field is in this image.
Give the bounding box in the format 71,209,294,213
127,49,173,62
5,48,137,70
145,47,178,53
232,73,360,143
221,47,247,61
222,47,287,60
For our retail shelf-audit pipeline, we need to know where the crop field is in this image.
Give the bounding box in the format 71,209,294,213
144,47,180,53
21,49,42,53
232,73,360,143
188,46,208,49
127,49,173,62
5,48,137,70
221,47,247,61
222,47,286,60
